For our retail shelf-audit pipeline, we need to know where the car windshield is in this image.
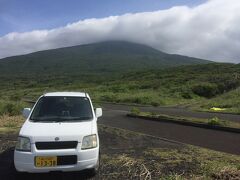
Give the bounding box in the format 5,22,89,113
30,96,93,122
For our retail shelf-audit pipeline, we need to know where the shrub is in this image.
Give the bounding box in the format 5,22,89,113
9,93,22,101
0,101,24,116
131,96,151,104
130,107,140,115
3,103,19,116
151,101,160,107
208,117,221,126
109,85,128,93
181,89,193,99
192,83,219,98
100,94,117,102
150,112,158,116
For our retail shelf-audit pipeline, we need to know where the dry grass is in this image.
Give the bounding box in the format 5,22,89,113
212,167,240,180
0,115,24,128
100,152,240,180
99,126,240,179
100,154,154,179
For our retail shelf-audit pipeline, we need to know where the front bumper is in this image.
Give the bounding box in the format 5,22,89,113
14,143,99,173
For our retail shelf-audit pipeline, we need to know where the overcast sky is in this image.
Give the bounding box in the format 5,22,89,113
0,0,240,63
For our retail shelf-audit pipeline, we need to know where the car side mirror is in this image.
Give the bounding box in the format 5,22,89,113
22,108,31,118
95,108,102,118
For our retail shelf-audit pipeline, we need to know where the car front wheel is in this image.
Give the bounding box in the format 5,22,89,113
89,153,100,176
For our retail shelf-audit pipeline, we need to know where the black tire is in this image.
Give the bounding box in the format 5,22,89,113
10,161,27,179
89,153,100,177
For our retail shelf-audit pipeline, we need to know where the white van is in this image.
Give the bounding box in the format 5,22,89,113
14,92,102,174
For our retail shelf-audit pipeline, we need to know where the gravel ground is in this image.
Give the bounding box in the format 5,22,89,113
0,125,181,180
0,125,239,180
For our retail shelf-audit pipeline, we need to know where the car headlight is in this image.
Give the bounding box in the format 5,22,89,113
81,134,97,150
15,136,31,152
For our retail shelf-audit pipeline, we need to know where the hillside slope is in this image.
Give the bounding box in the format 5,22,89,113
0,41,211,76
0,62,239,115
87,63,240,113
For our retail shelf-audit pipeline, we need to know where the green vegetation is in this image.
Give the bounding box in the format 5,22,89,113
207,117,223,126
129,108,240,129
0,100,26,116
0,41,239,115
197,87,240,114
0,62,240,115
130,107,141,115
0,41,210,76
92,63,240,112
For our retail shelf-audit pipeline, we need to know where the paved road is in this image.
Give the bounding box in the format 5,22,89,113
100,104,240,155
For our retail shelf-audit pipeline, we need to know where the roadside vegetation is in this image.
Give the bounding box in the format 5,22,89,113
129,108,240,130
196,87,240,114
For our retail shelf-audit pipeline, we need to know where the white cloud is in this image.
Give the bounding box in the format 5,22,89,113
0,0,240,63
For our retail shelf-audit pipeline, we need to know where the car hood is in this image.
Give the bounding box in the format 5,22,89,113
19,120,94,143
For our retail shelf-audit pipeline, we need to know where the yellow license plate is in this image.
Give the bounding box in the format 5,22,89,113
35,156,57,167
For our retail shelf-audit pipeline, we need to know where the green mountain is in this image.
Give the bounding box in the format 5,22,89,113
0,41,211,76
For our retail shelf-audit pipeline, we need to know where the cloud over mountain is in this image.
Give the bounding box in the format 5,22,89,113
0,0,240,63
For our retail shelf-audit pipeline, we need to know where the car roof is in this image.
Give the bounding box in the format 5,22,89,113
43,92,88,97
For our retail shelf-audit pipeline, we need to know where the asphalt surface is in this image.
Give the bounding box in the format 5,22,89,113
100,104,240,155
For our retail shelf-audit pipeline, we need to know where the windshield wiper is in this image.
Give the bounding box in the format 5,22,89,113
56,117,92,122
31,116,65,122
30,119,48,122
31,116,92,122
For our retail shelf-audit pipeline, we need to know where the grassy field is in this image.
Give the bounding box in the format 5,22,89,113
0,116,240,179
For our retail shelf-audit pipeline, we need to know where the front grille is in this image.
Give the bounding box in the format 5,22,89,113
35,141,78,150
57,155,77,165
